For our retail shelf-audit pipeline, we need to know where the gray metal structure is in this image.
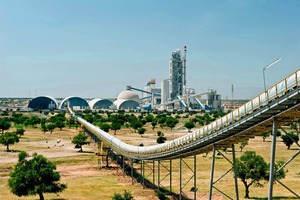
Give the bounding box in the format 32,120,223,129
169,48,186,99
68,68,300,199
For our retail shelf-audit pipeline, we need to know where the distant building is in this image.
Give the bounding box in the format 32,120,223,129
169,49,185,99
89,98,113,110
222,100,247,112
59,96,89,110
113,90,140,110
207,90,222,110
28,96,58,110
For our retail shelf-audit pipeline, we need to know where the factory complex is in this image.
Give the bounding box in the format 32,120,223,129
25,47,222,112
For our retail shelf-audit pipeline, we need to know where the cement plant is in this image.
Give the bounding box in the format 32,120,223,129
0,47,232,113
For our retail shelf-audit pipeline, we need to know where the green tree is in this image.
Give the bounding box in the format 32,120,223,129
236,151,268,198
55,120,65,131
144,114,154,123
47,123,56,134
260,131,271,142
8,152,66,200
66,117,76,128
1,110,9,116
157,116,167,128
151,119,157,130
0,132,19,151
111,122,121,135
41,123,48,133
16,128,25,137
236,151,286,198
281,132,299,149
137,127,146,137
266,161,286,181
157,135,167,144
290,121,300,137
156,131,167,144
130,119,143,133
184,121,195,132
0,118,11,134
239,140,248,152
165,117,178,131
157,131,163,136
112,190,133,200
24,116,41,127
72,132,90,152
99,123,111,132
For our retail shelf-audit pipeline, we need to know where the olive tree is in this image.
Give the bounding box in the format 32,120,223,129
260,131,271,142
112,190,133,200
111,122,121,135
0,118,11,134
236,151,286,198
184,121,195,132
156,131,167,144
72,131,90,152
8,152,66,200
0,132,19,151
165,117,178,131
281,132,299,149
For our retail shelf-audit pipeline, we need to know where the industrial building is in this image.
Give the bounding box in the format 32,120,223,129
124,46,222,111
89,99,113,110
28,96,58,110
59,96,89,110
113,90,140,110
25,47,221,112
169,47,187,99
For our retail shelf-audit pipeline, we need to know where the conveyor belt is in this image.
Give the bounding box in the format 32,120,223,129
68,68,300,161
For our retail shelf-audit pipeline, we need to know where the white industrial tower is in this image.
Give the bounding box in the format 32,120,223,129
169,46,187,100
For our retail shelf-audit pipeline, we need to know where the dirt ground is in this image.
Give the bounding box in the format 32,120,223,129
2,121,298,199
0,125,227,200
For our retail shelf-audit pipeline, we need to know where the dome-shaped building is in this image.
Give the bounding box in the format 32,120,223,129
114,90,140,110
28,96,58,110
89,98,113,110
59,96,89,110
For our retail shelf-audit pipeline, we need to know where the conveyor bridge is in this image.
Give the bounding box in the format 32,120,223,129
69,68,300,199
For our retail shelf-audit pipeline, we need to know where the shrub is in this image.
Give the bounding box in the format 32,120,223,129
112,190,133,200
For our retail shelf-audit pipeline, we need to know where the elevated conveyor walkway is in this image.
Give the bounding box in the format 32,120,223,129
68,68,300,161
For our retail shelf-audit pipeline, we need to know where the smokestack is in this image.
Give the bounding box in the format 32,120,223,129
183,46,187,95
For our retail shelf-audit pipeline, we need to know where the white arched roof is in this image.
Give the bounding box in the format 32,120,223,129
113,99,140,110
59,96,89,110
28,95,58,109
89,98,113,109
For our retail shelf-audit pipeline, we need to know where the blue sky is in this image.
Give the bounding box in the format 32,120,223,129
1,0,300,99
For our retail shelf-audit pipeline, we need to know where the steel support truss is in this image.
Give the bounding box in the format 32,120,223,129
120,156,136,184
157,159,172,193
142,160,156,189
179,155,197,200
209,144,239,200
268,118,300,199
82,128,111,169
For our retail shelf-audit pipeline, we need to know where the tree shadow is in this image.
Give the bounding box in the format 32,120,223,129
1,149,23,153
251,196,299,199
78,151,94,154
288,147,300,151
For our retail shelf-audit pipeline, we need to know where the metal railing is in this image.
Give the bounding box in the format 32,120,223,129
69,68,300,160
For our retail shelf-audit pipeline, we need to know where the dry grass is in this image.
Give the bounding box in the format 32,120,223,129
0,121,300,199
